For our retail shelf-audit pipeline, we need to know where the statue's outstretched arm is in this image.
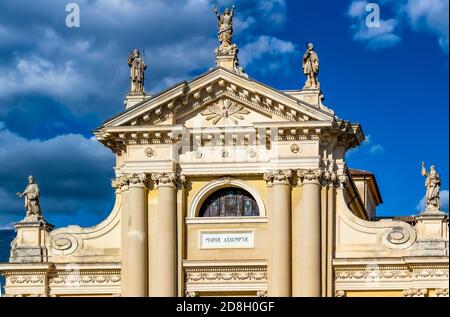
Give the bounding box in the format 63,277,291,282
421,162,428,176
214,5,220,18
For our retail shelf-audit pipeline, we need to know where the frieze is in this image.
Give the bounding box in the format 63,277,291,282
185,266,267,284
403,288,427,297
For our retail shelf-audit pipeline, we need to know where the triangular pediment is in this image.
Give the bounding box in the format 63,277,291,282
101,67,335,129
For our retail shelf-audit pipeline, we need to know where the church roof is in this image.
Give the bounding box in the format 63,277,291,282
348,168,383,205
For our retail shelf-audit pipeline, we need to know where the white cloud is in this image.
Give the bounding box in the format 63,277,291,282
240,36,297,74
404,0,449,52
0,0,290,117
369,144,385,154
347,0,448,53
346,133,385,157
348,1,368,18
0,55,95,101
348,2,402,50
416,189,449,212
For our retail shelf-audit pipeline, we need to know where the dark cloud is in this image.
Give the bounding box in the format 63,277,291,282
0,123,115,227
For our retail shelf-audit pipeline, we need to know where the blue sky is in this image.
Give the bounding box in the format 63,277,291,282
0,0,448,228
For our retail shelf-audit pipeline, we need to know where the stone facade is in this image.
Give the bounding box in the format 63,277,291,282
0,10,448,297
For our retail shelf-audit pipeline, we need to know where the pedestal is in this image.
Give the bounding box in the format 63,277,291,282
10,217,54,263
416,210,448,240
125,93,149,109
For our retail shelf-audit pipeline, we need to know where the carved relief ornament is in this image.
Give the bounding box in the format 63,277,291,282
112,173,151,190
151,172,177,187
263,169,292,185
297,168,323,184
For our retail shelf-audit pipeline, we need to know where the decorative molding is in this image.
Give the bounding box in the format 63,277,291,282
144,147,155,158
49,272,121,286
185,291,199,297
335,268,412,281
186,270,266,283
263,169,292,185
413,268,449,279
436,288,449,297
112,173,151,190
257,290,268,297
403,288,427,297
335,290,346,297
297,168,323,184
200,98,250,125
290,143,301,154
151,172,177,187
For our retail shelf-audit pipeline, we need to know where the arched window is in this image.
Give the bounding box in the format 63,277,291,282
199,188,260,217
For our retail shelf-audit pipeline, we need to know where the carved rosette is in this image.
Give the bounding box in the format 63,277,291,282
297,168,323,185
403,288,427,297
263,169,292,186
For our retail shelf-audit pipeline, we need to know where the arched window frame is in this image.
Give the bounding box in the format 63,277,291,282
188,178,267,218
199,187,260,217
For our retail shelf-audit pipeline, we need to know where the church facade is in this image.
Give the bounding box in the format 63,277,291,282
0,8,448,297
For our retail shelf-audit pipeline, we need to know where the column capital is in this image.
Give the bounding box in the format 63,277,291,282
297,168,323,185
112,173,150,190
151,172,177,188
263,169,292,186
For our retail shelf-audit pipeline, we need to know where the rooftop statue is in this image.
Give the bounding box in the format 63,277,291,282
214,4,235,55
421,162,441,211
302,43,320,89
128,49,147,94
16,175,42,220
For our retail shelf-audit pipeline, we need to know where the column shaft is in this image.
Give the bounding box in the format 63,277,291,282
126,179,148,297
148,173,177,297
293,170,322,297
266,170,292,297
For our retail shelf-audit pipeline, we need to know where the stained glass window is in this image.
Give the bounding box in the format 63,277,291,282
199,188,259,217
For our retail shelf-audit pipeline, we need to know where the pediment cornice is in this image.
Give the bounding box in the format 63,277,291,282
100,67,335,129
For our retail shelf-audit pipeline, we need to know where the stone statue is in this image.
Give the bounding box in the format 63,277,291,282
421,162,441,211
16,175,42,219
302,42,320,89
128,49,147,94
214,4,235,54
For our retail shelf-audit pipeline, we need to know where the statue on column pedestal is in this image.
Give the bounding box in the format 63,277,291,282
16,175,42,221
302,43,320,89
421,162,441,211
128,49,147,94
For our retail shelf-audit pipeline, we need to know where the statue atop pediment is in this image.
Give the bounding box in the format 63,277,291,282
214,4,235,55
128,49,147,94
302,43,320,89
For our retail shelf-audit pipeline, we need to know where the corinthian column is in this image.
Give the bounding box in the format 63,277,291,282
125,173,149,297
264,169,292,297
112,176,129,296
148,172,177,297
293,169,323,297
